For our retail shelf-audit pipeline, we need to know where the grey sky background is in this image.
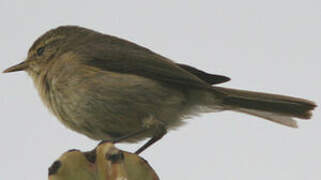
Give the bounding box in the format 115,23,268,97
0,1,320,179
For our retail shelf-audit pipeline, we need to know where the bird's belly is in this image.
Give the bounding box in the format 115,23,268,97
46,72,190,142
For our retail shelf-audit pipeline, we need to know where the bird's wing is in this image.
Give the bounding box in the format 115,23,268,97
175,63,230,85
77,35,229,90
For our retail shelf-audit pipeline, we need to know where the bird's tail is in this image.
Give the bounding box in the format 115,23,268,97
212,87,316,128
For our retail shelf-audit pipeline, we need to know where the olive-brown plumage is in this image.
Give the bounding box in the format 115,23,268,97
4,26,316,153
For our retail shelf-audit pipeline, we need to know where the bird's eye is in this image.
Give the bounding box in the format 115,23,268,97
36,47,45,56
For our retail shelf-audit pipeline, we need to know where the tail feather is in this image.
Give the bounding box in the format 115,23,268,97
236,108,298,128
213,87,316,127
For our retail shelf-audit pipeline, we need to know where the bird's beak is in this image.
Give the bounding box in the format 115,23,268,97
3,61,29,73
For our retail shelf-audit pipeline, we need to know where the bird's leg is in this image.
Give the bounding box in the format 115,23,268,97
99,129,148,145
135,125,167,154
111,116,167,154
112,128,148,143
111,124,167,154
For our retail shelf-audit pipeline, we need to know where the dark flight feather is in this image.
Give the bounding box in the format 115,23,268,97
176,63,230,85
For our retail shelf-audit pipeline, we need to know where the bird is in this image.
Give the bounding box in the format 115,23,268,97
3,25,317,154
